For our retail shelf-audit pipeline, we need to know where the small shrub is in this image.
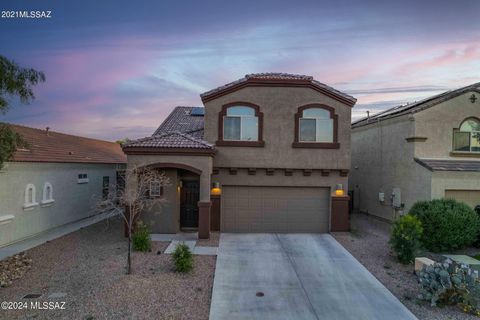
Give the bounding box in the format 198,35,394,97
417,259,480,316
389,214,423,264
409,199,480,252
172,243,193,272
132,221,151,252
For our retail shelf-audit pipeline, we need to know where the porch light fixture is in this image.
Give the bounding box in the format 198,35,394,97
335,184,345,196
211,182,221,195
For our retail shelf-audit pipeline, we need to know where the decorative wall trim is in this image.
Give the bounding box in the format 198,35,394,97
248,168,256,175
321,169,330,176
229,168,238,175
216,102,265,147
124,147,215,156
266,168,275,176
293,104,340,149
303,169,312,176
146,163,202,175
284,169,293,176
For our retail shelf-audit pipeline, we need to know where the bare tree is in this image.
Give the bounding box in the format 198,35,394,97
95,164,170,274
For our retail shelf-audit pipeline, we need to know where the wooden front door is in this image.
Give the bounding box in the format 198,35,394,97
180,180,200,228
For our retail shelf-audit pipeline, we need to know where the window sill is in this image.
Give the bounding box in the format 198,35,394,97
0,215,14,226
23,202,39,211
216,140,265,147
40,199,55,207
292,142,340,149
77,178,89,184
450,151,480,158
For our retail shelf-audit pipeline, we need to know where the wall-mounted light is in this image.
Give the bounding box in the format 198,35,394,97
335,184,345,196
211,181,221,195
470,94,477,104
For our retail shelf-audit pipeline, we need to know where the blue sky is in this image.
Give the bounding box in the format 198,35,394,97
1,0,479,140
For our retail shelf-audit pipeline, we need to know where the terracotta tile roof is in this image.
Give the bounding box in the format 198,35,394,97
153,106,204,136
415,158,480,172
9,124,126,164
200,73,357,105
123,131,214,149
123,106,213,152
352,82,480,128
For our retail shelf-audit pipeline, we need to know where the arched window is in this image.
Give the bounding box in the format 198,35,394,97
41,182,54,205
217,103,264,147
293,105,339,148
23,184,38,209
454,118,480,152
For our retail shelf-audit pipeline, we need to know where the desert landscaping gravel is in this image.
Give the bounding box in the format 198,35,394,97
0,216,216,320
333,213,478,320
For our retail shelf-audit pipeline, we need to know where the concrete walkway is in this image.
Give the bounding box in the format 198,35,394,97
210,233,417,320
0,210,117,261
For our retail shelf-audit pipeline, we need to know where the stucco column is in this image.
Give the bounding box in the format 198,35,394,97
198,172,212,239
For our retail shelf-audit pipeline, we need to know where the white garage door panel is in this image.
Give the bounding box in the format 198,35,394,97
221,186,330,233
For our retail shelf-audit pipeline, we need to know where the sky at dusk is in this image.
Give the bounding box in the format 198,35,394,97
1,0,479,141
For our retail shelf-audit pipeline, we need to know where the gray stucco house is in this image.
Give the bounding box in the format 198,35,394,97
123,73,355,238
350,82,480,221
0,125,126,247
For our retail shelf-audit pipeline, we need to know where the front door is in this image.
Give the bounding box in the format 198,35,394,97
180,180,200,228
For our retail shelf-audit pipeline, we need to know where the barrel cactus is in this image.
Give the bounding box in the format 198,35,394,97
417,258,480,315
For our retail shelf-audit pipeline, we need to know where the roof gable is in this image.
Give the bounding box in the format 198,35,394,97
200,73,357,106
352,82,480,128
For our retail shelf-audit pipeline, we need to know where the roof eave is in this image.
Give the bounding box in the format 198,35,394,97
123,147,216,156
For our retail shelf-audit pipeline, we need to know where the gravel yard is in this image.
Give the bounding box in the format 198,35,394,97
332,213,478,320
0,216,216,320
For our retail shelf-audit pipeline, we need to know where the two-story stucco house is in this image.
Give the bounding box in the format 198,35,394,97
123,73,356,237
350,82,480,221
0,124,126,247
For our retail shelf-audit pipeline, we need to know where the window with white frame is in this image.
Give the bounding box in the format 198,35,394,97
223,106,259,141
23,183,38,209
453,118,480,153
149,180,163,198
299,108,334,142
41,182,54,205
78,173,89,183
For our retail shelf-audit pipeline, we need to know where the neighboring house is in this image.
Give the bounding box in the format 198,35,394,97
123,73,356,237
0,125,126,247
350,82,480,221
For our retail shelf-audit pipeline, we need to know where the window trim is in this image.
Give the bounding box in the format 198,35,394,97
149,180,164,198
452,117,480,155
41,182,55,206
23,183,39,210
217,102,264,147
293,104,339,149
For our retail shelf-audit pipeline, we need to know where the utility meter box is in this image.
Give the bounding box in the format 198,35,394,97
392,188,402,208
378,192,385,202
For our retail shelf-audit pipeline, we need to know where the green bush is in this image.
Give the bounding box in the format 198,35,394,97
172,243,193,272
417,259,480,316
132,221,151,252
410,199,480,252
390,214,423,264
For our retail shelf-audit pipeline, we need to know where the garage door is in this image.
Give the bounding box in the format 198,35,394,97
445,190,480,209
221,186,330,233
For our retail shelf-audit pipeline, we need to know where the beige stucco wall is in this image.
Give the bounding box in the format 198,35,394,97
0,161,122,247
431,171,480,199
350,115,432,220
126,154,213,201
413,91,480,159
203,86,352,169
139,169,180,233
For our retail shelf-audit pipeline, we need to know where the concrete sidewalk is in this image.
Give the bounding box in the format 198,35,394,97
0,210,117,261
210,233,417,320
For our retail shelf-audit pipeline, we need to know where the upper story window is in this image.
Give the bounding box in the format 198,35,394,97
293,105,339,149
453,118,480,152
299,108,333,142
224,106,258,141
217,102,264,147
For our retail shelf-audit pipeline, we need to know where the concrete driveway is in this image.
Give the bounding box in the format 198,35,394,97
210,233,416,320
